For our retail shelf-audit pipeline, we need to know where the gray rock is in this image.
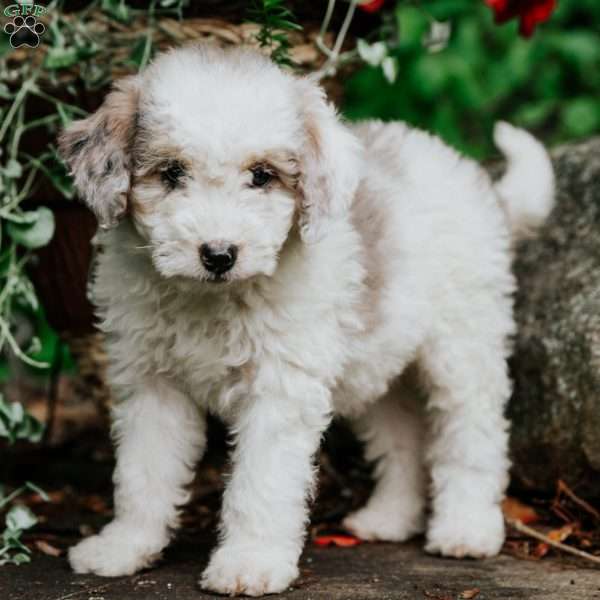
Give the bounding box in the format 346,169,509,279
509,136,600,497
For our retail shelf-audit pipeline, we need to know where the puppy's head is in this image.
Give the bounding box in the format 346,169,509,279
59,45,362,284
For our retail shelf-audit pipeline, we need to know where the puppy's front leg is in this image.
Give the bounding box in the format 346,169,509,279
69,380,206,576
201,367,331,597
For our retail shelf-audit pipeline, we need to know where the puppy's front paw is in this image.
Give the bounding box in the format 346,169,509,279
200,544,299,597
343,501,425,542
69,528,161,576
425,503,504,558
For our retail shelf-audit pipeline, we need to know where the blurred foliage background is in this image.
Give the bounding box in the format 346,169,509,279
343,0,600,158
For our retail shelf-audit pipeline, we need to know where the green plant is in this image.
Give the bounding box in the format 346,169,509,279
0,492,47,566
247,0,302,66
1,0,189,566
0,395,44,445
341,0,600,157
0,395,47,565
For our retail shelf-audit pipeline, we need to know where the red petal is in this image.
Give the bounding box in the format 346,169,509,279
486,0,557,37
486,0,519,24
359,0,385,14
484,0,508,10
313,534,362,547
518,0,556,37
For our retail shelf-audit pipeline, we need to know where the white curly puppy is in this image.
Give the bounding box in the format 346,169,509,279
59,44,554,596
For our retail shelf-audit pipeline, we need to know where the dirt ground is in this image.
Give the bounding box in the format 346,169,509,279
2,535,600,600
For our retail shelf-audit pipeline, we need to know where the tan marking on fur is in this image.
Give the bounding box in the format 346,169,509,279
58,76,140,228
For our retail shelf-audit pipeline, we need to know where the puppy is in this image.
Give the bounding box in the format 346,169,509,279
59,44,554,596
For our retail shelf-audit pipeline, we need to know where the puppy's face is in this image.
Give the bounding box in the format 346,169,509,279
129,64,302,283
59,45,363,286
132,149,298,283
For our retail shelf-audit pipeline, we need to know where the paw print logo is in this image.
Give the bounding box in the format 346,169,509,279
4,15,45,49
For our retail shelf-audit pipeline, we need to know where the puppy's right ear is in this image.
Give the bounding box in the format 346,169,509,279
58,76,140,229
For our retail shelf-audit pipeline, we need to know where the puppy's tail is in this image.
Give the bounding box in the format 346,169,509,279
493,121,555,241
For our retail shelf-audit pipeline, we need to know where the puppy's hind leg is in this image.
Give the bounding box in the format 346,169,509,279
69,380,206,576
343,375,427,542
421,333,511,559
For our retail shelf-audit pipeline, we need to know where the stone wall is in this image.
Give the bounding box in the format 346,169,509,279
510,136,600,497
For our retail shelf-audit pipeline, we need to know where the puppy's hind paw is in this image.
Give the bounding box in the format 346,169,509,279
425,503,505,559
343,503,425,542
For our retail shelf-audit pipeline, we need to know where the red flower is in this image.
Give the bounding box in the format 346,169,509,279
485,0,557,37
358,0,385,14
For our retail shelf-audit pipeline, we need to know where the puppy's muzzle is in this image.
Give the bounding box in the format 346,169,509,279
200,243,238,275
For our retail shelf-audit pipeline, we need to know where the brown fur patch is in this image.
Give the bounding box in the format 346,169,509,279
58,76,141,228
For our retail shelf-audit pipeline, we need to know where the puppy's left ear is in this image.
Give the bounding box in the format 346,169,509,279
296,77,363,243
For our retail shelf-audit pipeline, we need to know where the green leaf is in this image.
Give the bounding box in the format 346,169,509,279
56,103,73,127
0,358,8,383
357,40,387,67
15,277,39,311
1,400,24,425
129,36,152,69
101,0,131,23
423,21,452,54
0,418,9,440
6,207,55,249
44,47,80,70
561,98,600,137
0,83,10,99
3,159,22,179
546,31,600,66
396,6,429,49
382,56,399,84
514,100,556,128
410,54,450,100
11,553,31,565
6,506,37,532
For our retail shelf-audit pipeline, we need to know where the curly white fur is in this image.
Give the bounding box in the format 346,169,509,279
59,45,554,595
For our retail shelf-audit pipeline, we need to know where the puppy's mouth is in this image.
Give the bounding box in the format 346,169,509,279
206,273,231,284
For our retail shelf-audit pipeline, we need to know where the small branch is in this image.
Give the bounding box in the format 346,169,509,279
315,0,359,80
557,479,600,522
507,518,600,567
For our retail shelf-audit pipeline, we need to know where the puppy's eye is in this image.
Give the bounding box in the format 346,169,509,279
250,165,273,188
160,160,186,189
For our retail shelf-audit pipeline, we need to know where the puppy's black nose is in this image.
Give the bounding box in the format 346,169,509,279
200,243,238,275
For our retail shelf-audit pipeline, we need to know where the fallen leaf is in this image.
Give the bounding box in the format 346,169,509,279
459,590,480,599
533,542,550,558
313,534,361,547
502,497,540,524
81,494,108,514
34,540,62,557
533,524,574,558
548,523,574,543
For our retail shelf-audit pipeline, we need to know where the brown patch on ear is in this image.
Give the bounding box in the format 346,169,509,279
58,76,140,229
295,77,364,243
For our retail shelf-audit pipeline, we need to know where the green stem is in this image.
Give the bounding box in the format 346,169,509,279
0,318,49,369
0,80,34,146
0,486,26,510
